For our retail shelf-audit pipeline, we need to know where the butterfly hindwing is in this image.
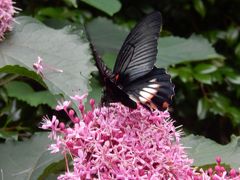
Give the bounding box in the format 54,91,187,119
113,12,162,86
123,67,175,110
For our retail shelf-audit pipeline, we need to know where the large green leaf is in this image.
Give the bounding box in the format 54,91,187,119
0,133,63,180
157,35,224,67
87,17,128,55
0,65,46,88
87,17,224,67
181,134,240,169
0,16,95,101
81,0,121,16
5,81,57,108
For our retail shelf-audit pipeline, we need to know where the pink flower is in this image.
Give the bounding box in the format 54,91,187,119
33,56,44,76
48,136,62,153
58,172,80,180
70,93,88,104
56,100,71,111
41,116,58,130
191,157,240,179
41,95,240,179
0,0,18,41
33,56,63,77
41,95,195,179
41,115,60,139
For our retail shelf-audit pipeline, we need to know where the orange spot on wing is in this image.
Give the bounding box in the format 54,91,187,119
115,74,120,81
149,102,157,110
162,101,169,109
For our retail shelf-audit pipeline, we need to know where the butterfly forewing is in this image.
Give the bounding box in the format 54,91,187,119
113,12,162,85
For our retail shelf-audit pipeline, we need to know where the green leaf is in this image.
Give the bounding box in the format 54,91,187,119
227,107,240,126
0,133,63,180
157,35,224,67
35,7,85,27
226,26,239,46
102,53,116,70
235,42,240,59
193,0,206,17
1,99,22,124
211,70,223,83
0,16,95,104
207,93,240,126
194,73,212,84
209,93,230,116
182,134,240,169
207,0,215,4
194,63,217,74
197,97,209,120
63,0,78,7
0,129,18,140
227,75,240,85
39,159,65,179
203,30,219,44
236,87,240,98
87,18,224,68
87,17,128,54
5,81,57,108
176,67,193,82
36,7,68,19
167,68,178,78
0,65,46,88
81,0,121,16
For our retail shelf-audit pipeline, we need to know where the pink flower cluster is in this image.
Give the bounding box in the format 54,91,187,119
0,0,17,41
192,156,240,180
41,94,194,179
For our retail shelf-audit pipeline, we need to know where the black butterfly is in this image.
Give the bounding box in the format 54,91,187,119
89,11,175,111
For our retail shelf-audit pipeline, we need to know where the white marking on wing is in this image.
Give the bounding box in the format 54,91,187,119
140,91,150,98
143,88,157,94
149,78,157,82
139,96,148,103
129,94,139,102
148,84,160,88
139,91,154,100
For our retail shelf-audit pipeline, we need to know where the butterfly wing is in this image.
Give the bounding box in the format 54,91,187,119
123,67,175,110
88,42,137,108
89,42,114,81
113,11,162,85
102,78,138,109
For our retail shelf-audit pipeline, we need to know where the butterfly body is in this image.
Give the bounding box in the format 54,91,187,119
89,11,175,111
102,78,138,109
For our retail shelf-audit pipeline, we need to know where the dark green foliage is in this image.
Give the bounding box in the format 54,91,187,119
0,77,55,140
0,0,240,176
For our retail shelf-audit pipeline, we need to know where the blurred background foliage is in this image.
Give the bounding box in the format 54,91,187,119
1,0,240,144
